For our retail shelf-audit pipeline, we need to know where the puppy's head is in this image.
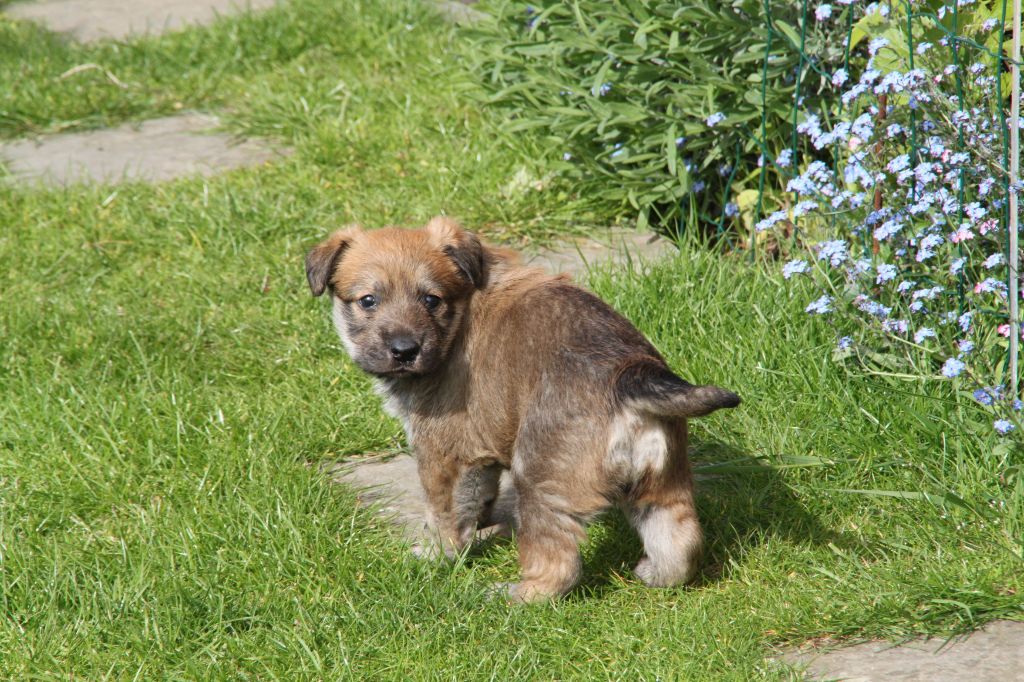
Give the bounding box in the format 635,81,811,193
306,216,484,378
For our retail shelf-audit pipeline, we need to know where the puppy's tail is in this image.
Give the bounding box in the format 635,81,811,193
615,359,741,418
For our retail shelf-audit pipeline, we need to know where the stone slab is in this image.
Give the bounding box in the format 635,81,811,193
783,619,1024,681
1,112,287,186
326,454,517,545
433,0,486,24
524,229,676,276
5,0,280,43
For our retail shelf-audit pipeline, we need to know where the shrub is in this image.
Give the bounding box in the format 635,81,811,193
466,0,854,232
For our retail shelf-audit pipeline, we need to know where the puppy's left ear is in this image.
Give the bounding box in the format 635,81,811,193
305,226,360,297
425,216,484,287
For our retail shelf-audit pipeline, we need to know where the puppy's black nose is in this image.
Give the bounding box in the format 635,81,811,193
389,336,420,363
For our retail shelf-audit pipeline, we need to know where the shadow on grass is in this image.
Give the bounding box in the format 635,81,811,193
458,440,836,602
569,440,837,600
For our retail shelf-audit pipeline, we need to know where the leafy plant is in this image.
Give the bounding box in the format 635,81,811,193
465,0,854,232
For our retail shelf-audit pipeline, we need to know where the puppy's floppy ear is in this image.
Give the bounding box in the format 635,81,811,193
425,216,484,287
305,227,360,297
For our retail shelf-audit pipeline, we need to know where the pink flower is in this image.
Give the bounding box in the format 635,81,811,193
949,227,974,243
979,219,998,235
999,324,1011,337
848,136,863,151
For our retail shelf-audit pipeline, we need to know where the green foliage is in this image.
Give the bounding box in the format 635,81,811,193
465,0,854,232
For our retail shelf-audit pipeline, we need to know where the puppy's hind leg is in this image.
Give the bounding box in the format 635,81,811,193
627,482,703,588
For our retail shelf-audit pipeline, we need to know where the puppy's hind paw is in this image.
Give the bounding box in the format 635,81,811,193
486,581,516,601
633,557,695,588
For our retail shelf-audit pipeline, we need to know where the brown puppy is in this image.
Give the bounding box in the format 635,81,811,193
306,217,740,602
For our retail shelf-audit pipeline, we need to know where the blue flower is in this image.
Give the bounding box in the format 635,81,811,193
974,387,1002,406
851,113,874,141
868,37,889,56
805,295,833,315
793,201,817,217
874,218,904,241
706,112,726,127
787,176,817,195
958,339,974,354
782,259,810,279
883,319,908,335
756,209,787,232
724,202,739,218
817,240,849,267
913,327,936,343
964,202,987,222
983,253,1004,269
941,357,965,378
876,263,897,284
994,419,1015,435
837,336,853,350
887,154,911,173
776,149,793,167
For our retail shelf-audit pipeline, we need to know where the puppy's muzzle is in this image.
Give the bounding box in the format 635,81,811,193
389,335,421,364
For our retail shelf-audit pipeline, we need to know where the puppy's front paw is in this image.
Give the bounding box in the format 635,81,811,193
476,521,514,541
410,540,452,561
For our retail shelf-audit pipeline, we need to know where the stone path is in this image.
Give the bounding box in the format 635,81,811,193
1,112,285,186
783,620,1024,681
5,0,280,43
325,455,517,545
523,229,676,276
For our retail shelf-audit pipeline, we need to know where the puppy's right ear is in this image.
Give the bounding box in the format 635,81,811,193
305,227,359,297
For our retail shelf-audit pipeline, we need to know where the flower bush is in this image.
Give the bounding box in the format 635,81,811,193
758,0,1022,436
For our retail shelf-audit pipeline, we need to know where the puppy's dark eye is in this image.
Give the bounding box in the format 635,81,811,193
423,294,442,311
357,295,377,310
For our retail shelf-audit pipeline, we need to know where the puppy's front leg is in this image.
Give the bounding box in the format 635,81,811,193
415,456,500,559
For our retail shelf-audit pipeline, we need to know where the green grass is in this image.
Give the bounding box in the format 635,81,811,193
1,0,1022,679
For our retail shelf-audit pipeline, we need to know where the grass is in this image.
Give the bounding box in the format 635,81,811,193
1,0,1022,679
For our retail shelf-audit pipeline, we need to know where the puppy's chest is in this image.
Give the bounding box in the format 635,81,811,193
375,381,512,463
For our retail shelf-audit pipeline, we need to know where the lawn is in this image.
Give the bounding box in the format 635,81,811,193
1,0,1021,679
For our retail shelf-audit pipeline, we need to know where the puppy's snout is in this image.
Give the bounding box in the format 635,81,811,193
389,336,421,363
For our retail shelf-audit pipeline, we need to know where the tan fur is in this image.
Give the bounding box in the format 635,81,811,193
306,217,739,602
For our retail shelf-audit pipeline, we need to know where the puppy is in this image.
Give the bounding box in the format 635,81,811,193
306,217,740,602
